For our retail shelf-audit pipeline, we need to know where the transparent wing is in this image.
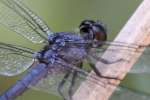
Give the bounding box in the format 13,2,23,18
0,42,34,76
110,86,150,100
30,68,71,96
56,39,150,74
0,0,53,43
30,61,84,97
28,59,150,99
15,40,149,98
129,47,150,74
75,40,150,74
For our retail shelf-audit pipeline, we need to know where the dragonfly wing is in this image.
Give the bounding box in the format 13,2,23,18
0,0,53,43
85,42,150,74
129,47,150,74
30,59,146,99
110,86,150,100
30,69,70,96
31,66,150,99
0,42,34,76
29,60,86,97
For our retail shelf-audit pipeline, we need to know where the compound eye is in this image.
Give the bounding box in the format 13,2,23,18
80,25,91,33
79,20,107,41
79,20,95,27
79,20,95,33
94,31,107,41
92,23,107,41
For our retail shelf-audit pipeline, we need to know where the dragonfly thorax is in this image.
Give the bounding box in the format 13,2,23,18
36,32,88,64
35,21,107,64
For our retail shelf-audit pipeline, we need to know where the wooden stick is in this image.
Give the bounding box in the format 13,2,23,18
73,0,150,100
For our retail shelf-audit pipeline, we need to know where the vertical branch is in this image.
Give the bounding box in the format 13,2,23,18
73,0,150,100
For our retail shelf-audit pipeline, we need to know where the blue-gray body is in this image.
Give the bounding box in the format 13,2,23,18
0,32,89,100
0,0,107,99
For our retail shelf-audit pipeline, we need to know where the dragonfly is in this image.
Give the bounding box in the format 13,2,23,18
0,0,150,100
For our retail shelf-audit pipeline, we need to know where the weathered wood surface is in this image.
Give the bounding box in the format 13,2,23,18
73,0,150,100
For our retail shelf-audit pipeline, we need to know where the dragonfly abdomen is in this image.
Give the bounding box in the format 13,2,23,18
0,63,48,100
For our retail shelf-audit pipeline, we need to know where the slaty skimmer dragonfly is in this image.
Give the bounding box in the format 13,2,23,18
0,0,150,100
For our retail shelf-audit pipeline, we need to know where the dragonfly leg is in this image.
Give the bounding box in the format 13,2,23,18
90,54,124,64
68,71,78,100
68,63,83,100
58,71,71,100
89,63,121,80
97,57,124,64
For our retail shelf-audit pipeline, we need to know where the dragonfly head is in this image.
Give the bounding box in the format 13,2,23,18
79,20,107,43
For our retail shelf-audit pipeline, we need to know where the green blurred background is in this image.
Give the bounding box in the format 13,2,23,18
1,0,150,100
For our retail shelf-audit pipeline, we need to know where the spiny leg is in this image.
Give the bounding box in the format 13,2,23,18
98,57,123,64
58,71,71,100
89,63,120,80
92,55,124,64
68,63,83,100
68,71,78,100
